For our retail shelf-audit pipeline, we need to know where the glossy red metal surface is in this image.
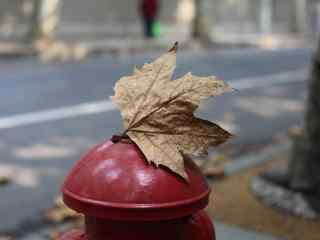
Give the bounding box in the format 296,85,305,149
62,138,210,221
58,230,86,240
58,211,215,240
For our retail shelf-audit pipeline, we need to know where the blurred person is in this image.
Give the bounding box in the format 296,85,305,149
251,43,320,219
139,0,159,38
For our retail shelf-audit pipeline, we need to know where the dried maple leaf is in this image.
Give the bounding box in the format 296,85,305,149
112,42,233,179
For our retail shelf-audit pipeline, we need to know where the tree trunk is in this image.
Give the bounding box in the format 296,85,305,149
26,0,63,41
292,0,308,35
259,0,273,34
289,40,320,190
192,0,212,44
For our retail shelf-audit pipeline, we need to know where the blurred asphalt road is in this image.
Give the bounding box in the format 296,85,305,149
0,47,313,236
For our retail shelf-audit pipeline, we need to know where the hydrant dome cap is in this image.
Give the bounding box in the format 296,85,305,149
62,138,210,221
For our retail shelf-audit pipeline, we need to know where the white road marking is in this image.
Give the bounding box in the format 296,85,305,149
0,100,116,129
0,68,308,130
232,68,308,90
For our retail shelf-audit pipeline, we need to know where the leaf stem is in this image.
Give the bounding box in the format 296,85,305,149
121,130,128,138
111,132,130,143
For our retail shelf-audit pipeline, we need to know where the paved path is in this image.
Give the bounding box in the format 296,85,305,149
216,222,278,240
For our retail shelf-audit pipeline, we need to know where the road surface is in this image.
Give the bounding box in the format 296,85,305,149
0,47,313,236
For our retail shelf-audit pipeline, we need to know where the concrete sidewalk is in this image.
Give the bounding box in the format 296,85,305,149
215,222,279,240
0,36,197,62
0,22,193,59
213,31,315,49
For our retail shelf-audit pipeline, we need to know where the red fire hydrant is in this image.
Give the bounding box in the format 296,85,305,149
58,137,215,240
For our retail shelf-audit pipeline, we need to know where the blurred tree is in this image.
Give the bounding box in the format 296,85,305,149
259,0,272,34
26,0,63,41
252,40,320,218
288,40,320,192
292,0,308,35
192,0,212,44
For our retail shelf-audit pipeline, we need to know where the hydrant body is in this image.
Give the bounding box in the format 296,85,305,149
59,138,215,240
